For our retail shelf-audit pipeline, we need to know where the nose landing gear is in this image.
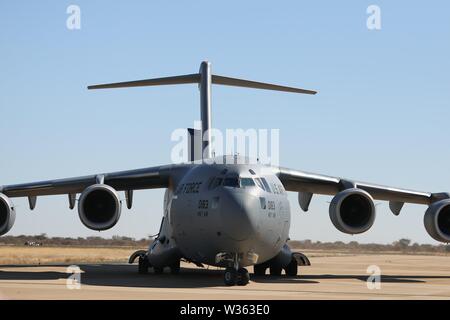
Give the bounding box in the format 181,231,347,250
224,267,237,286
224,267,249,286
221,253,250,286
237,268,250,286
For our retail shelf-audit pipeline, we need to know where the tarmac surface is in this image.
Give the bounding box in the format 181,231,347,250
0,253,449,299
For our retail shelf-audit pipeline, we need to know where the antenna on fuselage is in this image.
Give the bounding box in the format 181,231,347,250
88,61,317,159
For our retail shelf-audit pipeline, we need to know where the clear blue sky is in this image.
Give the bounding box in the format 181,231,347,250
1,1,449,244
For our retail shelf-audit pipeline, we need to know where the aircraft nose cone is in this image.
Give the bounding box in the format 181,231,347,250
219,189,257,241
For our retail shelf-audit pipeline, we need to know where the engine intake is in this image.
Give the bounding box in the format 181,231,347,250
424,199,450,243
0,193,15,236
78,184,121,231
329,188,376,234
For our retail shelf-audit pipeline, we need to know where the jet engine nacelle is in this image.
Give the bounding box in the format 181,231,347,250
424,200,450,243
329,188,376,235
0,193,15,236
78,184,121,231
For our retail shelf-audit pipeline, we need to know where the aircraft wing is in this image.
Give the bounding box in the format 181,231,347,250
275,167,450,213
0,165,174,198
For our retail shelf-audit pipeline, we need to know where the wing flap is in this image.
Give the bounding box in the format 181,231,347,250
356,182,430,205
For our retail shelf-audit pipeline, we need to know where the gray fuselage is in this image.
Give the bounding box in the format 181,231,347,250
147,158,290,269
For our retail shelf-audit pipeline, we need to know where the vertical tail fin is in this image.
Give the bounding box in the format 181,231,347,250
88,61,317,159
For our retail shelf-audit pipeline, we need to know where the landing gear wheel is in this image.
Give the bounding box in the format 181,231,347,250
270,266,282,276
253,264,266,276
285,259,298,277
224,267,237,286
138,256,149,274
236,268,250,286
153,266,164,274
170,260,181,274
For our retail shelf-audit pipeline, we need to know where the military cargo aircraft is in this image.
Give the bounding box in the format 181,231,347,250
1,62,449,286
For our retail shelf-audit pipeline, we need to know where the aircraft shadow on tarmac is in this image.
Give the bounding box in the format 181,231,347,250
0,265,319,288
1,264,449,288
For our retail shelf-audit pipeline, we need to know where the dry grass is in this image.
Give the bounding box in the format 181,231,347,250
0,246,143,265
0,245,446,265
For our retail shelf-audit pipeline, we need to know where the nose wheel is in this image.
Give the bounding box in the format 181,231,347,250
224,267,249,286
224,267,237,286
237,268,250,286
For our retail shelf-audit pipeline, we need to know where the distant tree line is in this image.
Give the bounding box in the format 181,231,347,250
0,235,448,253
0,234,153,247
288,238,450,253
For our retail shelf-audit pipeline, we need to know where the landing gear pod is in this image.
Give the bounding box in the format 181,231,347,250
78,184,121,231
0,193,15,236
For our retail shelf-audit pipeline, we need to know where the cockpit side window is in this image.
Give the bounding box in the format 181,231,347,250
271,183,279,194
261,178,272,193
254,178,265,190
240,178,256,188
208,177,223,190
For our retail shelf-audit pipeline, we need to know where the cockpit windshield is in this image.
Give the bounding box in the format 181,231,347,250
208,175,265,190
223,177,239,188
240,178,256,188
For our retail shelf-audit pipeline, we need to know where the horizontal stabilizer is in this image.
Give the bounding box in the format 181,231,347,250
88,72,316,95
88,73,200,90
212,75,317,95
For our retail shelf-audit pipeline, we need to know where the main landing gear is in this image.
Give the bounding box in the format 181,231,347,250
252,260,296,277
284,259,298,276
170,260,181,274
252,252,311,277
130,250,181,275
138,255,150,274
129,250,149,274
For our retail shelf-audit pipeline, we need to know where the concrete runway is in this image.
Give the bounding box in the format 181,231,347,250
0,253,449,299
